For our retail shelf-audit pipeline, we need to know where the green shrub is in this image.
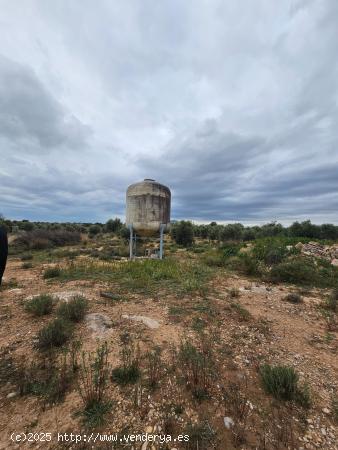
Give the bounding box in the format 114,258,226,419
269,258,338,287
22,262,33,269
177,340,214,401
284,293,303,304
237,253,261,276
25,294,54,316
56,295,88,322
78,343,111,428
222,243,241,259
111,336,140,385
171,221,194,247
43,266,61,279
252,239,287,265
36,318,73,350
145,346,163,388
230,302,251,321
260,364,310,407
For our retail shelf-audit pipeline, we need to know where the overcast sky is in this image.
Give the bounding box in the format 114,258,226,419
0,0,337,224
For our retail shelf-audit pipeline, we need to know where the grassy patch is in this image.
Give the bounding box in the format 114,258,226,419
56,295,88,322
25,294,54,316
260,364,311,407
58,258,212,295
36,318,73,350
43,266,61,279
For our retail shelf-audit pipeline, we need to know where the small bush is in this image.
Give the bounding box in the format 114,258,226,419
22,262,33,269
21,253,33,261
228,287,240,298
269,258,338,288
56,295,88,323
177,339,214,401
111,335,141,385
284,293,303,304
17,352,77,403
260,364,310,407
183,421,216,450
78,343,111,428
13,230,81,251
36,318,73,350
144,346,163,389
25,294,54,316
230,302,251,321
324,289,338,312
43,266,61,279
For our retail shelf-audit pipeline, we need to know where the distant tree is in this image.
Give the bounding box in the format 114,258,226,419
320,224,338,240
119,225,130,240
220,223,244,241
171,221,194,247
259,222,284,237
20,221,34,232
88,224,101,236
208,225,220,241
105,218,122,233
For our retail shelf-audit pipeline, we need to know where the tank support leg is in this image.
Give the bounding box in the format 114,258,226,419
159,224,165,259
129,225,133,259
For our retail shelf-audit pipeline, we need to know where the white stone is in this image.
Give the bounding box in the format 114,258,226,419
122,314,160,329
85,313,112,335
7,392,17,398
223,417,234,429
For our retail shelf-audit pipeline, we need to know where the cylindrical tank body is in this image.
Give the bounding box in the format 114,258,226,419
126,179,171,237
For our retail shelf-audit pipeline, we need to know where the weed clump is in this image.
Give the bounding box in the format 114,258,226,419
260,364,311,407
78,342,111,428
284,293,303,304
43,266,61,279
183,421,216,450
177,339,214,401
230,302,251,321
144,346,163,389
25,294,54,316
56,295,88,322
324,288,338,312
111,334,141,385
36,318,73,350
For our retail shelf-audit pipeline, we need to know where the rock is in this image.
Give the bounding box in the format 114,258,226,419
322,408,330,414
8,288,22,294
7,392,18,398
223,417,234,429
85,313,112,335
122,314,160,329
53,291,85,302
331,259,338,266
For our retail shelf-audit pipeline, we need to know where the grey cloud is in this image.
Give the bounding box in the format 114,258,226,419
0,55,90,150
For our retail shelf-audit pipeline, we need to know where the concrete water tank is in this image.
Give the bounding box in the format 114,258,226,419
126,179,171,237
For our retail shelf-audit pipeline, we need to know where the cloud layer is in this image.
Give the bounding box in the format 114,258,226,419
0,0,337,224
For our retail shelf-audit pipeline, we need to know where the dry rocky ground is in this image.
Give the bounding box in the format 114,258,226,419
0,240,337,450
